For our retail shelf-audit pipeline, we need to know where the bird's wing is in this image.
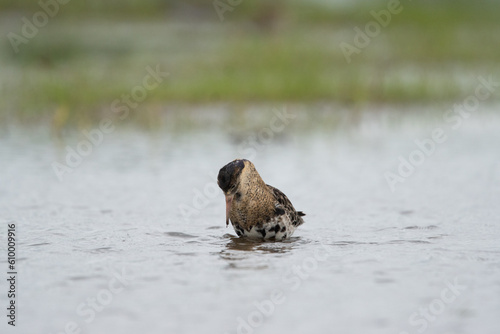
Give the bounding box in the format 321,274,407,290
267,184,305,226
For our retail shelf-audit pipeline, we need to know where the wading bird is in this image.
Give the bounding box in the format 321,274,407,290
217,159,305,240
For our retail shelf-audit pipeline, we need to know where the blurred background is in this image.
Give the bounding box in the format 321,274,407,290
1,1,500,334
1,0,499,130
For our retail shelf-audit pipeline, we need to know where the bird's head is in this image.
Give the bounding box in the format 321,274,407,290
217,159,247,196
217,159,251,226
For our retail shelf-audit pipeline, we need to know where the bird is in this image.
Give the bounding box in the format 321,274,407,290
217,159,305,241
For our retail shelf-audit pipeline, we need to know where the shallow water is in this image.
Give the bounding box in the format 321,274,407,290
1,107,500,334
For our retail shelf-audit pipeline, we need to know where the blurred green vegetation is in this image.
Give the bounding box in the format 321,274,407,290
0,0,499,128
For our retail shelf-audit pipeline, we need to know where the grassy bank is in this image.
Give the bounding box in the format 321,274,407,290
1,0,499,128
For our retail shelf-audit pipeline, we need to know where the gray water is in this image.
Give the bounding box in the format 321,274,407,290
1,107,500,334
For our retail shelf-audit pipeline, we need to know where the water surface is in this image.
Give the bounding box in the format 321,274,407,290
1,107,499,334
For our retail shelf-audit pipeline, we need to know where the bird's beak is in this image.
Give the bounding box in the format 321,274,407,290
225,194,234,227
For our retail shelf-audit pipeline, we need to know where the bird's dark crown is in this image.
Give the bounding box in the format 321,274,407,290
217,159,247,193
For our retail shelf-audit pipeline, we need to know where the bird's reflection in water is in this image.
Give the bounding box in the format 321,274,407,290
219,234,300,270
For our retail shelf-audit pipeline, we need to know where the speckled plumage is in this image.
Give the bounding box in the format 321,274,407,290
217,159,305,241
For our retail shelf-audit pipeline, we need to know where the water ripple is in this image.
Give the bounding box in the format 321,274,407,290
164,232,197,238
